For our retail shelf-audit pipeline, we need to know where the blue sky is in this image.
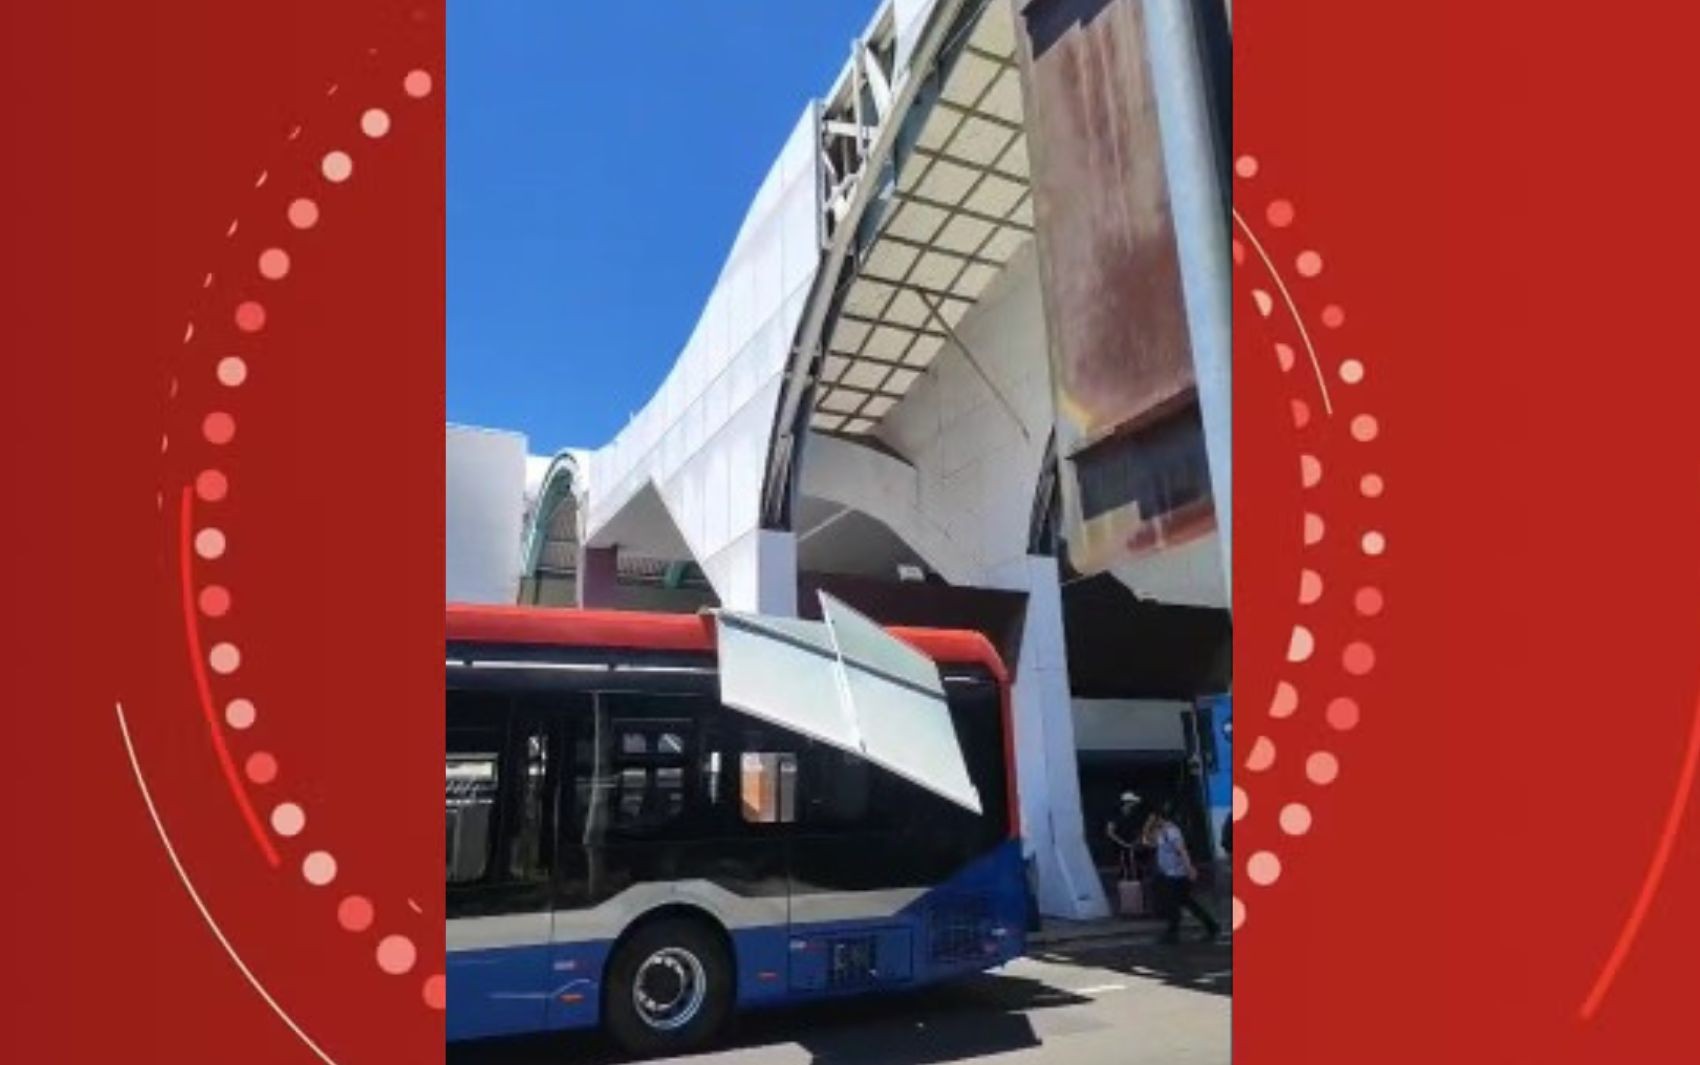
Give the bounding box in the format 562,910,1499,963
447,2,869,455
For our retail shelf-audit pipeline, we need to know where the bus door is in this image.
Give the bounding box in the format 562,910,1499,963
725,720,804,1000
713,598,987,995
551,690,792,1018
445,691,562,1041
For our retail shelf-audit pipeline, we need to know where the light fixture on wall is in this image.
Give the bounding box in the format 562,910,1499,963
896,564,924,583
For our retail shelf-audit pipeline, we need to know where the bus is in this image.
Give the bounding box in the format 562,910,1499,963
446,597,1027,1055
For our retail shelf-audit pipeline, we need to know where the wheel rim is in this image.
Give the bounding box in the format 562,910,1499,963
631,946,708,1032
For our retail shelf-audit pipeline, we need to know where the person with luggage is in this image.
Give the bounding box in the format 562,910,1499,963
1105,791,1145,881
1145,803,1222,944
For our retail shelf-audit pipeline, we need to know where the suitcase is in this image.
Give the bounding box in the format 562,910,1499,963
1117,878,1146,917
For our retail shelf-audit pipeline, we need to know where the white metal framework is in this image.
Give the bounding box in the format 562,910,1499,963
813,1,1034,440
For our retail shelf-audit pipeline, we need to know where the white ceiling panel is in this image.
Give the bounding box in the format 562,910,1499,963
934,213,995,256
864,324,915,361
941,52,999,107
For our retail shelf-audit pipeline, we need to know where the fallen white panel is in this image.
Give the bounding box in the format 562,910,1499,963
819,592,982,815
715,611,859,753
714,594,982,815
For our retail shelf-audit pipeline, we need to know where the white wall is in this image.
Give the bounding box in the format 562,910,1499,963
823,244,1053,584
798,431,974,582
1108,533,1227,609
583,106,821,612
446,425,527,605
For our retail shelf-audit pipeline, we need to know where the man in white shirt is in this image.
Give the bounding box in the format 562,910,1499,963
1147,804,1222,944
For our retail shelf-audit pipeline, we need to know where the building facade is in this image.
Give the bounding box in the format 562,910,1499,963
448,0,1231,919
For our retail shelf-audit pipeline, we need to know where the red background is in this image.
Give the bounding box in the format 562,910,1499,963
6,2,444,1061
1236,2,1700,1062
4,0,1697,1062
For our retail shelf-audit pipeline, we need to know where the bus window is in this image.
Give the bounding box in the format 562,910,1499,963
447,752,499,883
703,750,723,806
447,690,561,919
602,711,695,837
656,765,685,819
617,767,649,823
741,752,797,824
507,732,548,879
800,744,872,828
608,747,684,829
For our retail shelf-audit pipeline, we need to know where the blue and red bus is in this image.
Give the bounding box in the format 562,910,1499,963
446,599,1027,1055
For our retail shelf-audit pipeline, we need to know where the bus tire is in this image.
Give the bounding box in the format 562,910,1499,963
603,915,734,1057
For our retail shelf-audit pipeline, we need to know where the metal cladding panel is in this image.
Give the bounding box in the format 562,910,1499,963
796,573,1028,678
822,589,941,693
822,593,983,815
716,594,983,815
1015,0,1219,579
716,611,860,753
585,104,820,558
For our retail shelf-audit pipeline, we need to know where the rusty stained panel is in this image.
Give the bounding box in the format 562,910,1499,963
1014,0,1216,577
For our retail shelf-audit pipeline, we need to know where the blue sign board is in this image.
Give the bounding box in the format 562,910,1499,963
1201,693,1232,808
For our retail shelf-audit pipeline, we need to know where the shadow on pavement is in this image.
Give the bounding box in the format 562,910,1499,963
448,972,1089,1065
1031,937,1233,999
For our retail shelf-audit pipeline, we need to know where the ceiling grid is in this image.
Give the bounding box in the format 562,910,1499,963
812,0,1034,437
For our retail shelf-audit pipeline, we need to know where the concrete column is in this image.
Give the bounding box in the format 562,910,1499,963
702,529,799,617
749,531,798,617
577,545,619,609
1144,0,1233,608
989,554,1111,920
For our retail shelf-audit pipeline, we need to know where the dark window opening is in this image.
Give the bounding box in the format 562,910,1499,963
1072,404,1211,522
606,717,694,836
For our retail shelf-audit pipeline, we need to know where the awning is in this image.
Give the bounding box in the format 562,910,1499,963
811,0,1032,439
715,592,982,814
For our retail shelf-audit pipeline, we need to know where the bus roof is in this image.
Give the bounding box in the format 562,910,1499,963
446,603,1009,685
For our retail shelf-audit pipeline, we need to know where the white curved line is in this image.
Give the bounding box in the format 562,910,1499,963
115,702,342,1065
1232,209,1334,415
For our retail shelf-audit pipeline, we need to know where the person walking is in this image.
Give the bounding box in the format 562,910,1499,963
1146,804,1222,944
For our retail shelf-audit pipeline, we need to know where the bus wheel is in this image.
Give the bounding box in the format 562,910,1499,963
604,917,733,1056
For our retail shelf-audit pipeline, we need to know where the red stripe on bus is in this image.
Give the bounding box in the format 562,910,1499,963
445,603,1011,680
446,604,1019,837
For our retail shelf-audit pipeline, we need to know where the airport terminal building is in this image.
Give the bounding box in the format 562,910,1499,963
448,0,1232,918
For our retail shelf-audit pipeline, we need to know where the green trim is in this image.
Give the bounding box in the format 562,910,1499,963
520,451,580,583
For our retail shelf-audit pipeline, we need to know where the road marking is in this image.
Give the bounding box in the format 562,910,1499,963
1071,983,1129,996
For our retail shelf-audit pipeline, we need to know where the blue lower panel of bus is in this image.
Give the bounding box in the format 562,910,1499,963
447,841,1026,1042
446,940,612,1040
